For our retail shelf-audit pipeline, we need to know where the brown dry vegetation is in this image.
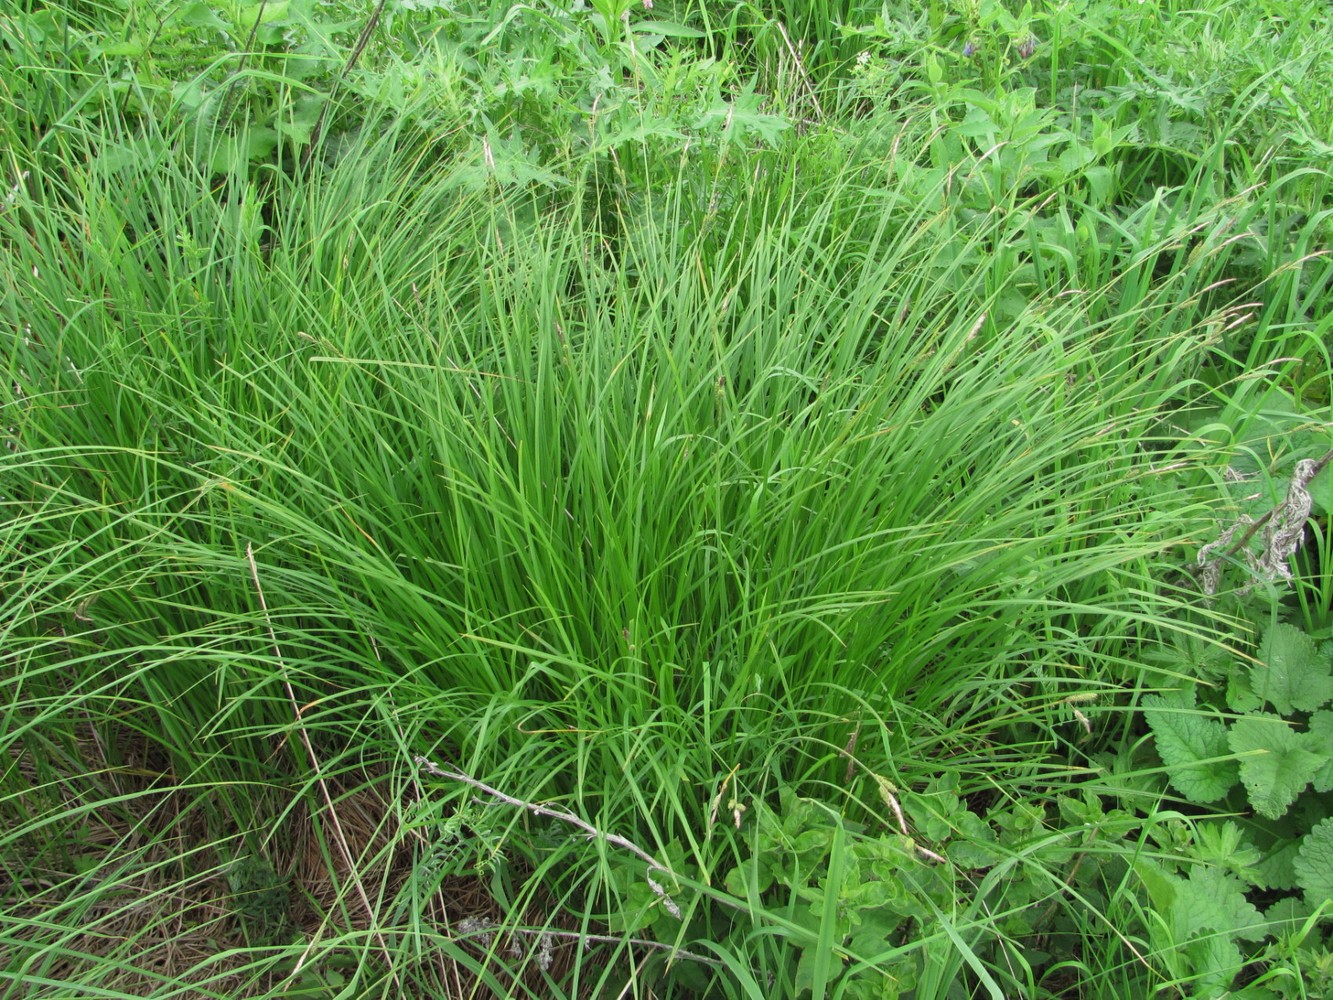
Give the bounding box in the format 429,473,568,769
2,720,593,998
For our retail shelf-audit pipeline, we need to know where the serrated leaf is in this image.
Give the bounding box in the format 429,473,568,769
1263,893,1318,928
1256,844,1301,894
1227,661,1263,713
1173,867,1268,942
1191,821,1263,883
947,810,1003,869
1252,623,1333,714
1228,714,1324,819
1143,690,1238,803
1293,816,1333,906
1309,711,1333,793
1182,934,1245,996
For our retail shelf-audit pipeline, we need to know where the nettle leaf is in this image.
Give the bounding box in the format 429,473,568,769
1226,661,1263,714
946,810,1003,869
1254,836,1302,892
1251,623,1333,715
1149,630,1235,680
1143,689,1238,803
1172,866,1267,943
1133,857,1177,916
1228,714,1326,819
1309,711,1333,793
1293,817,1333,907
177,1,229,31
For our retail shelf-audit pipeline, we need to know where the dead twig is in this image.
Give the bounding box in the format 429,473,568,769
415,757,683,919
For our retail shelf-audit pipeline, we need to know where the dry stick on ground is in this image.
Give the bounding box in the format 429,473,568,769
617,951,655,1000
246,543,400,989
453,919,726,973
418,765,736,979
504,928,722,969
397,740,468,998
414,757,683,920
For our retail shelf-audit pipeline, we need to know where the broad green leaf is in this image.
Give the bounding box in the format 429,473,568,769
1143,689,1238,803
276,95,325,148
1293,817,1333,908
1309,711,1333,793
234,0,291,30
1254,828,1303,891
1263,894,1319,928
1057,792,1105,828
724,860,773,897
993,801,1045,846
1172,866,1267,943
1133,857,1178,914
94,38,145,58
1251,623,1333,715
946,810,1002,869
1227,661,1263,713
209,129,279,173
851,837,914,879
1228,715,1324,819
177,1,229,30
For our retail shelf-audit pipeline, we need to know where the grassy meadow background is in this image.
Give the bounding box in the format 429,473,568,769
2,0,1332,996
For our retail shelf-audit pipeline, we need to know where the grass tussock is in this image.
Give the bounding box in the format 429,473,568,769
3,0,1332,996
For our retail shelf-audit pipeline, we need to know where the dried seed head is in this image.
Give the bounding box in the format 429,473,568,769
645,871,682,919
1196,457,1323,595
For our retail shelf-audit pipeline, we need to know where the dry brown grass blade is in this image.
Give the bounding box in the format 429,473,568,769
245,541,400,991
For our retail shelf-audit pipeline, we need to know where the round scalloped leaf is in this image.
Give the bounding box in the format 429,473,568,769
1293,817,1333,908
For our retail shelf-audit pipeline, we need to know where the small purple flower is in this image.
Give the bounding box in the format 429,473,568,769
963,40,976,58
1018,34,1037,59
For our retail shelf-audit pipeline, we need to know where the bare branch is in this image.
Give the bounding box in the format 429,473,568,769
415,757,683,919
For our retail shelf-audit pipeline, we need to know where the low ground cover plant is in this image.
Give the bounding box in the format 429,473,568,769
2,0,1331,996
